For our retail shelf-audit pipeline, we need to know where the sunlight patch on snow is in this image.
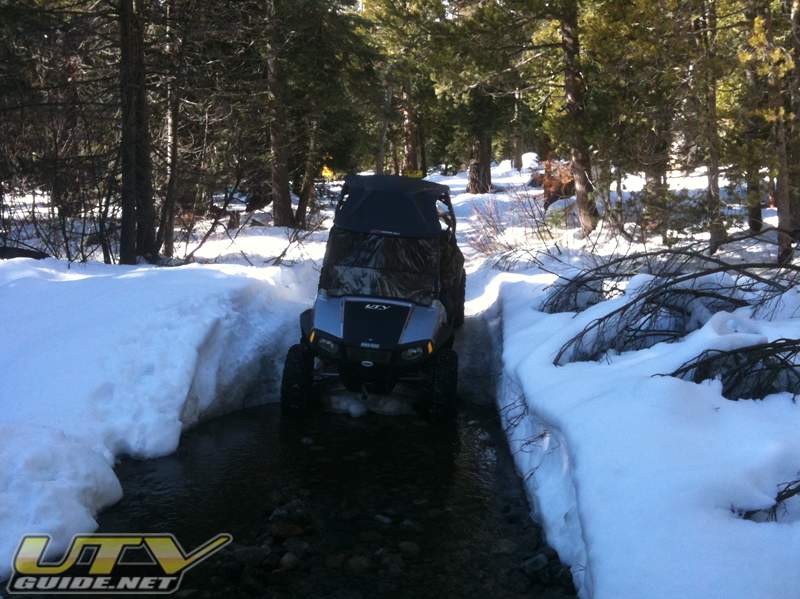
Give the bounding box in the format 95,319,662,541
464,264,554,316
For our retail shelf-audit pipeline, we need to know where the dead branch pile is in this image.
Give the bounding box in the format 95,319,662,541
670,339,800,400
553,272,754,364
469,186,555,270
549,233,800,365
743,478,800,522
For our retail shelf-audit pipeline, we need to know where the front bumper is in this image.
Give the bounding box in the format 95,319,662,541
305,330,433,380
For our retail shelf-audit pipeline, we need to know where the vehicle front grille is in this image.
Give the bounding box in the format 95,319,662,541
342,301,410,347
346,347,392,365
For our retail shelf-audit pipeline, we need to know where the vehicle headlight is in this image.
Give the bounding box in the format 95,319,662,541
401,346,425,361
318,337,339,355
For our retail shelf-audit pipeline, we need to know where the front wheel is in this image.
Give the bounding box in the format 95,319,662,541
281,344,314,413
429,349,458,421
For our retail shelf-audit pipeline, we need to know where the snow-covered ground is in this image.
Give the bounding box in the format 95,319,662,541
1,156,798,599
497,274,800,599
0,237,324,579
440,157,800,599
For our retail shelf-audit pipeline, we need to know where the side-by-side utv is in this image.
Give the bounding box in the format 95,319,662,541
280,175,466,419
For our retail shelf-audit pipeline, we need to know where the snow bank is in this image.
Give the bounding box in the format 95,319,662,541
437,157,800,599
495,274,800,599
0,258,317,579
1,155,791,594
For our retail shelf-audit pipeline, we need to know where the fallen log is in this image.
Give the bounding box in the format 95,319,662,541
0,246,48,260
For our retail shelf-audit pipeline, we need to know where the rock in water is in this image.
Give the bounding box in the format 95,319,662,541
279,552,300,571
523,553,549,579
398,541,420,557
491,538,518,555
231,546,270,567
271,521,304,538
347,555,372,575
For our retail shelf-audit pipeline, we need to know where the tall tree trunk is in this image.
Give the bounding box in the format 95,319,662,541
644,165,668,238
788,0,800,231
767,8,794,264
160,92,178,256
776,88,793,265
467,132,492,194
609,165,636,242
119,0,138,264
119,0,155,263
744,1,766,233
696,0,725,252
512,134,523,172
418,119,427,176
375,82,392,176
295,121,318,229
99,167,116,264
643,89,673,238
266,0,293,227
269,110,292,226
705,77,724,250
132,1,155,259
401,85,419,176
391,139,400,175
560,0,598,236
512,90,523,171
745,170,763,232
157,0,179,257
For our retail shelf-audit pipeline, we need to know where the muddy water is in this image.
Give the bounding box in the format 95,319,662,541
96,401,576,599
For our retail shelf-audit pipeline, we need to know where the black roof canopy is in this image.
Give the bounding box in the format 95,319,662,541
334,175,451,238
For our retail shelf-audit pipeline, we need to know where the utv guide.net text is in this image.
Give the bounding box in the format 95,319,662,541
6,533,231,595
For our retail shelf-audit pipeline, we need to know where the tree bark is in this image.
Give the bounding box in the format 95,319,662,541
401,85,419,176
119,0,139,264
99,167,116,264
160,93,178,256
418,118,427,176
693,0,725,252
775,80,793,265
157,0,179,257
706,81,725,250
766,8,793,264
391,139,400,175
295,121,318,229
746,170,763,233
788,0,800,231
743,1,765,233
119,0,156,263
132,0,155,260
467,132,492,194
375,82,392,176
512,90,523,171
266,0,293,227
512,134,523,171
644,165,668,237
560,0,598,236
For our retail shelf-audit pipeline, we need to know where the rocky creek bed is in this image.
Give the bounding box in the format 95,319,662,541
92,402,576,599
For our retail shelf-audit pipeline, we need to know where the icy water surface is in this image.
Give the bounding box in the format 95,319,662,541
96,403,575,599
